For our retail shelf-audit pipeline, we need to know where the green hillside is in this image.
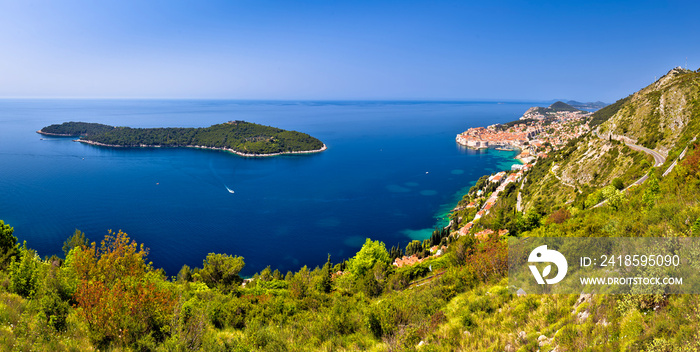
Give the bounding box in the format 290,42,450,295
4,67,700,351
596,67,700,153
549,101,581,112
527,101,585,118
589,95,632,128
517,134,649,214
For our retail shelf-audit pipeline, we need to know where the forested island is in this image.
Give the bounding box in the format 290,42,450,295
38,121,326,156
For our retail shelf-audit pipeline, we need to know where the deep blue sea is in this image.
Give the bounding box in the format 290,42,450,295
0,99,533,276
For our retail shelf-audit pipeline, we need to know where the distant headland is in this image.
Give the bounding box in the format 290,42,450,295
37,121,326,157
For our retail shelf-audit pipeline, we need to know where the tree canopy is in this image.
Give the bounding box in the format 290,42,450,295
0,220,18,267
199,253,245,290
346,238,390,277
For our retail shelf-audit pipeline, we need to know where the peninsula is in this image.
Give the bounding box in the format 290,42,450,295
456,101,592,162
38,121,326,156
449,101,598,237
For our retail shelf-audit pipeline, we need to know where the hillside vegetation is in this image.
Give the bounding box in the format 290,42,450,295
597,67,700,154
549,101,582,112
523,101,583,119
4,67,700,351
566,100,608,110
518,135,649,213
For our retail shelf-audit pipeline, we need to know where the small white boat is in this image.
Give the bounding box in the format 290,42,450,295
225,185,235,194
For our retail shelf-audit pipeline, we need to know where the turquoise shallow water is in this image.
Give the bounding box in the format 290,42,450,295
0,100,529,275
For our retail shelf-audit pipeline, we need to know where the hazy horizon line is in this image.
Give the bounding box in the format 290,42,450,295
0,97,607,104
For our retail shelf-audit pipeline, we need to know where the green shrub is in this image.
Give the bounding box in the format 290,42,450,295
200,253,245,291
620,310,645,349
38,290,69,331
211,296,249,329
365,309,383,339
555,324,583,350
9,243,41,298
460,311,477,330
244,320,288,351
347,238,390,278
0,220,18,268
468,295,494,314
612,177,624,190
171,298,208,350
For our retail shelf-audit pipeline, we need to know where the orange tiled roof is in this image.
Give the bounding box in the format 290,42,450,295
393,254,425,268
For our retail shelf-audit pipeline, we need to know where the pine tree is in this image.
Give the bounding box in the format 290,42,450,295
0,220,18,267
317,254,332,293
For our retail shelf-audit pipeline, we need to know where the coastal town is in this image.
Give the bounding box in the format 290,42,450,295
391,101,593,268
455,101,592,159
454,103,592,231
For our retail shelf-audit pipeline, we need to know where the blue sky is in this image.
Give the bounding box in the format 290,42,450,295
1,0,698,101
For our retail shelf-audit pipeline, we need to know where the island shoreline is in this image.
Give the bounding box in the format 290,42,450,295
36,130,80,137
74,139,327,157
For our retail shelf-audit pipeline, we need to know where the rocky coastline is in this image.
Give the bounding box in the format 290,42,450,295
75,139,328,157
36,130,79,137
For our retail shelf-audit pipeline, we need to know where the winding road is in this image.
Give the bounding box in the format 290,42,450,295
518,131,692,211
590,133,697,208
622,142,665,187
597,131,667,186
624,143,665,167
586,131,667,208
